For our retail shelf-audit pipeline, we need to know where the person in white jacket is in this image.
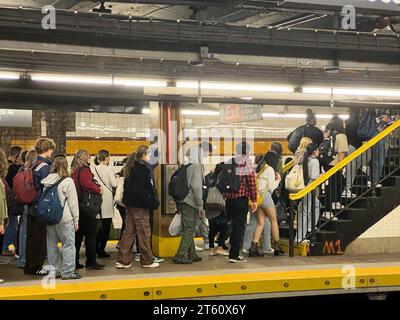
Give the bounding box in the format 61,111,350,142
93,150,118,258
41,155,81,280
250,151,284,257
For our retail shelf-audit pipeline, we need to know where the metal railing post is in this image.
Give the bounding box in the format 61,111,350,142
289,200,295,258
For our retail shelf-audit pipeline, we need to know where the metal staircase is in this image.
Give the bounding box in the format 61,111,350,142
286,119,400,256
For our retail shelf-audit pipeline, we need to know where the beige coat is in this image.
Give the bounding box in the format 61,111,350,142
93,164,118,219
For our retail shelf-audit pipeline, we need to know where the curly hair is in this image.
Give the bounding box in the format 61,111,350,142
0,148,8,179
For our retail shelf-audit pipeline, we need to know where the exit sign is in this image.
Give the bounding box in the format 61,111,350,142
219,104,263,124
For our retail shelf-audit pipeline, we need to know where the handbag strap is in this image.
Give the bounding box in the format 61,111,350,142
94,166,113,193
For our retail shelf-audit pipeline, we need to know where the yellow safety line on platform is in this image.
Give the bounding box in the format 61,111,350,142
1,265,400,300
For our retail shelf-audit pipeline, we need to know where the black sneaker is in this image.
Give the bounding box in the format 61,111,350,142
61,273,82,280
190,255,202,262
229,256,247,263
76,263,84,270
34,268,49,276
173,257,193,264
85,262,105,270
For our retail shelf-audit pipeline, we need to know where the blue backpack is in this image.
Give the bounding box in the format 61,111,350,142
37,178,66,225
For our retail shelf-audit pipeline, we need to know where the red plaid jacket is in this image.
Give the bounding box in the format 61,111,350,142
223,156,257,203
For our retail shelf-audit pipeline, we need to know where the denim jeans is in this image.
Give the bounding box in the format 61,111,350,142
16,207,28,268
372,139,388,184
297,194,320,242
2,215,18,252
243,213,271,252
47,220,76,277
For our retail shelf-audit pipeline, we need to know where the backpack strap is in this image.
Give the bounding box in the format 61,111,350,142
33,160,47,172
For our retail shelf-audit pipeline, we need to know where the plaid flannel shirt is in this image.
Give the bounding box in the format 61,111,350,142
223,156,257,203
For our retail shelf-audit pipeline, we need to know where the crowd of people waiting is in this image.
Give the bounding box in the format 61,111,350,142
0,108,398,283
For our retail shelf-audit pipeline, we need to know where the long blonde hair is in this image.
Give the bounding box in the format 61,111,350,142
0,148,8,179
299,137,313,150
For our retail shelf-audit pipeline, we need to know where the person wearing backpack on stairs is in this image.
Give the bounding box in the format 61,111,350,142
16,149,37,269
298,144,321,242
24,138,56,276
287,109,324,155
173,145,206,265
41,155,81,280
322,117,349,215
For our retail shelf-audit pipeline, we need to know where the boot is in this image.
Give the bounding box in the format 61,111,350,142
249,242,258,257
272,240,285,256
256,244,264,257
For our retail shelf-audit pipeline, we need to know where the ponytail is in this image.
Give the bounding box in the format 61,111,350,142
302,143,318,185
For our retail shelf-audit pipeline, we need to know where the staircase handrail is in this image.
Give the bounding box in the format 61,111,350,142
289,119,400,201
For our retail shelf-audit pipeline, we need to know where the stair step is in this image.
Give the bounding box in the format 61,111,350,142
319,217,351,224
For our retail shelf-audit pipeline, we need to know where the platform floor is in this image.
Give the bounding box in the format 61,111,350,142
1,243,400,299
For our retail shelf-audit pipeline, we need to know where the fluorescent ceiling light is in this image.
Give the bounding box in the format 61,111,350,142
0,72,20,80
262,113,349,120
114,79,167,88
31,74,112,85
334,88,400,97
177,81,294,93
303,86,400,97
32,74,167,87
241,97,253,101
181,110,220,116
142,108,151,114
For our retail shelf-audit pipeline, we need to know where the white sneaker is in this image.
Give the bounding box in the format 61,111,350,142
215,249,229,256
367,180,372,187
242,248,249,254
322,212,331,219
195,245,204,252
0,279,3,284
342,188,356,198
142,262,160,268
154,257,164,263
204,243,210,250
331,202,344,210
134,254,140,262
376,183,382,188
116,262,132,269
264,248,275,255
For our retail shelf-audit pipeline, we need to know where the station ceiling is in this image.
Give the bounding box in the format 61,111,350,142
0,1,399,110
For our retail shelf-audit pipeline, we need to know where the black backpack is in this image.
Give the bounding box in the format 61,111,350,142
168,164,191,202
319,134,337,167
288,126,306,154
215,160,241,193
